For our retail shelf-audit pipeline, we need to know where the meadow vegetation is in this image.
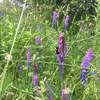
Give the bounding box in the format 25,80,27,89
0,0,100,100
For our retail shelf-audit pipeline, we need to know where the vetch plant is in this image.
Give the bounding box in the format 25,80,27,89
46,85,53,100
32,64,39,86
81,48,93,68
61,88,71,100
35,36,42,45
51,10,59,29
0,0,99,99
18,64,22,78
48,96,53,100
80,48,93,85
63,15,70,32
56,32,68,80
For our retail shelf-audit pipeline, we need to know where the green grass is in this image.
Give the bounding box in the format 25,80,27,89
0,0,100,100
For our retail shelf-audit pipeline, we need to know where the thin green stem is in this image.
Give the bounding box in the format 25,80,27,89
0,1,27,93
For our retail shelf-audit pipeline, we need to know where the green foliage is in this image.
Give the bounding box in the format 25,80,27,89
0,0,100,100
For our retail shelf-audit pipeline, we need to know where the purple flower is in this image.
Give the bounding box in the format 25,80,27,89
48,96,53,100
18,64,22,77
56,32,68,80
80,68,87,85
61,88,70,100
58,32,63,50
63,15,70,32
26,48,31,70
52,10,58,28
46,87,53,100
32,64,38,86
81,48,93,68
35,36,42,45
80,48,93,85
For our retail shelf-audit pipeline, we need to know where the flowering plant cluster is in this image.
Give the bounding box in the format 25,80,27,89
80,48,93,85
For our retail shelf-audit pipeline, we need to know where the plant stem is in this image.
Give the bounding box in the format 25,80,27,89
0,0,27,93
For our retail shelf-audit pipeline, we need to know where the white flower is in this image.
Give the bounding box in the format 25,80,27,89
5,53,12,61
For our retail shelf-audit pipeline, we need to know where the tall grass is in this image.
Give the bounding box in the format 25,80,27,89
0,0,100,100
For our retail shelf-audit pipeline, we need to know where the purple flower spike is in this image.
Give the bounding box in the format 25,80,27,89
46,87,53,100
35,36,42,45
58,32,63,50
81,48,93,68
63,15,70,31
56,32,68,80
18,64,22,77
80,48,93,85
61,88,70,100
26,48,31,70
52,10,58,28
80,68,87,85
32,64,38,86
48,96,53,100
